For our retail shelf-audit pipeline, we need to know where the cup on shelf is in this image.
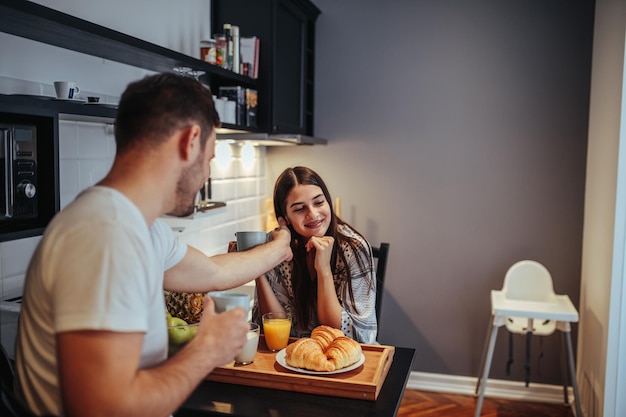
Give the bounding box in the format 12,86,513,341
53,81,80,99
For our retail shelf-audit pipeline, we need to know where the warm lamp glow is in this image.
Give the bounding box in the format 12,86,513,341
215,141,232,168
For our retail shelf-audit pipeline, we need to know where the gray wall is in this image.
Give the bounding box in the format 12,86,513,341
267,0,594,384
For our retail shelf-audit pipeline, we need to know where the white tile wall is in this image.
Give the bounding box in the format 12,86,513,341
0,236,41,300
58,120,117,209
0,118,271,299
164,144,268,256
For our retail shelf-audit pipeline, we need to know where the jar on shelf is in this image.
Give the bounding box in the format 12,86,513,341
213,34,227,68
200,39,217,65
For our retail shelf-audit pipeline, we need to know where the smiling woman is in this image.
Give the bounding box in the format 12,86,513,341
252,166,379,344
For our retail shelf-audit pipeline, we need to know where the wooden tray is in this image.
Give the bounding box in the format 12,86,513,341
205,336,395,400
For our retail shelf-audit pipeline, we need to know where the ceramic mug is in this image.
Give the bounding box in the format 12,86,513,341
209,291,250,314
236,231,268,251
54,81,80,99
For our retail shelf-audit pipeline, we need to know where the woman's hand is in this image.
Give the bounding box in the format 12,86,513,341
306,236,334,278
307,236,341,328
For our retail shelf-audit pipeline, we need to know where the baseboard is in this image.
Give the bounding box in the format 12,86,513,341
406,371,576,405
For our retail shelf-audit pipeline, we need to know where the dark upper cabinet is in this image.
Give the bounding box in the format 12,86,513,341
212,0,320,136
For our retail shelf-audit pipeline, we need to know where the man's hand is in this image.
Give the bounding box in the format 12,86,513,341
269,217,292,261
189,296,248,366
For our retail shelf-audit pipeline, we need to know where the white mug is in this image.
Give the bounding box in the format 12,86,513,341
54,81,80,99
209,291,250,315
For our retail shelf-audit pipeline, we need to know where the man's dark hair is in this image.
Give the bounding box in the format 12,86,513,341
114,73,220,153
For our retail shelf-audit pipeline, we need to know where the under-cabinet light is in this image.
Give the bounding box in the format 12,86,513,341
241,142,255,169
215,141,232,168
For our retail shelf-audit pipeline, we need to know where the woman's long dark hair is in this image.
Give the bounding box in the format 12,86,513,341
273,166,371,329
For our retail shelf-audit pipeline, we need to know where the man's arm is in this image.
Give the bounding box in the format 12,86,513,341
57,297,248,417
164,219,292,292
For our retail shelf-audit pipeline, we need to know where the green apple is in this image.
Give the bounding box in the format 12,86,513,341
166,311,172,320
167,316,187,327
167,317,195,346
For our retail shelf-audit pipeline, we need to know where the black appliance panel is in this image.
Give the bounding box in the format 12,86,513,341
0,110,58,242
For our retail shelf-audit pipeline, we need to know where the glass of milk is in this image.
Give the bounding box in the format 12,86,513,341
234,322,260,365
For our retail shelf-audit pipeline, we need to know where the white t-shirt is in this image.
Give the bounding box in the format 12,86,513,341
15,186,187,416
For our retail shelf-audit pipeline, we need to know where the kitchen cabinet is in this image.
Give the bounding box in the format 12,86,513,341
212,0,320,136
0,0,257,132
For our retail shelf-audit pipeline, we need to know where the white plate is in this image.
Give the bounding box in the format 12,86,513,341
275,348,365,375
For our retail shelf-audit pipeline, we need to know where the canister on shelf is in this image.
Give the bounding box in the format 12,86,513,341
200,39,217,65
213,34,227,68
223,99,236,125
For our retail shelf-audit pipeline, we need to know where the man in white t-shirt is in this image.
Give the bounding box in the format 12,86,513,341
15,73,292,417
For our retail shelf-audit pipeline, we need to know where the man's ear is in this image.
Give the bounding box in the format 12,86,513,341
178,125,201,162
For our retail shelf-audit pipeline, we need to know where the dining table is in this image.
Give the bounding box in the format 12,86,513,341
174,346,416,417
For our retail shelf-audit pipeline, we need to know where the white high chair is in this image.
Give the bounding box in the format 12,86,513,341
474,260,582,417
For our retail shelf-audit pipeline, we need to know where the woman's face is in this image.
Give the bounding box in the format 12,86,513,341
284,184,331,239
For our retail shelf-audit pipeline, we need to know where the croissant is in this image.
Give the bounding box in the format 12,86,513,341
285,338,336,372
311,325,345,350
284,326,362,372
326,336,362,370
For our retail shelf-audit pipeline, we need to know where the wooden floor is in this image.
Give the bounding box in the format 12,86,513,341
397,390,575,417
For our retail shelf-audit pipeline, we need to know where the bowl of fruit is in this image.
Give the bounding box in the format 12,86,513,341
166,312,199,356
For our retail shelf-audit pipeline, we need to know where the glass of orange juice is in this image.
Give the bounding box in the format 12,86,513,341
262,312,292,351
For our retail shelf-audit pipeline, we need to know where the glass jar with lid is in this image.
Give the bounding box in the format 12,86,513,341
200,39,217,65
213,35,227,68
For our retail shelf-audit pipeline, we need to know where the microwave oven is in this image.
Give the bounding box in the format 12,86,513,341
1,123,38,219
0,110,58,242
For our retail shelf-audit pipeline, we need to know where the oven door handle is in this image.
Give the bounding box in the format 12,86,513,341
2,128,14,218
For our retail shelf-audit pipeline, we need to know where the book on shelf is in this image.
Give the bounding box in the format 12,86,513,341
240,36,260,79
245,88,257,128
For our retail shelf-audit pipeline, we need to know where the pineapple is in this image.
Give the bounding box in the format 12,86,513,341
164,291,205,324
